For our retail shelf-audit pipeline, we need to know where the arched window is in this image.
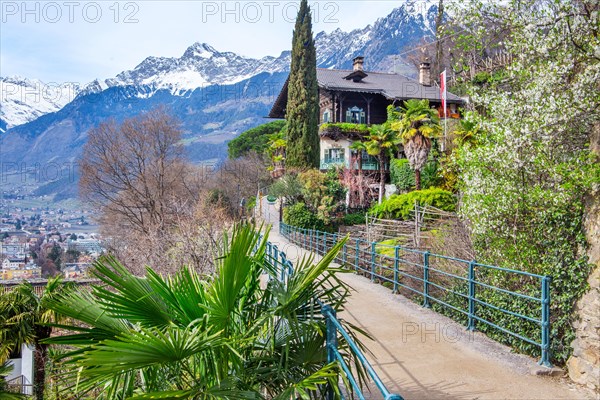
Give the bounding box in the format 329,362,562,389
346,106,365,124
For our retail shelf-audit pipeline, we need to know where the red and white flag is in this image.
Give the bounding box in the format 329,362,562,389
440,70,447,117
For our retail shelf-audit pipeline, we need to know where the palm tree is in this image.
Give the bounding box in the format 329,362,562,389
392,99,442,190
362,125,400,204
0,277,72,400
45,223,366,399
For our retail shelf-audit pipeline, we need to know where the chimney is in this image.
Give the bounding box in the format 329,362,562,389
419,57,431,86
353,56,365,72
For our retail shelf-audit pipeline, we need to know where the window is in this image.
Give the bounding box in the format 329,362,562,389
323,109,331,123
345,106,365,124
324,148,345,163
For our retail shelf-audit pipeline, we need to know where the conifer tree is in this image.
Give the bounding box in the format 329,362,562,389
285,0,319,169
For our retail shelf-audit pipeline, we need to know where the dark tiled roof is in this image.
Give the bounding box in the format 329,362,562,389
317,68,463,103
268,68,463,118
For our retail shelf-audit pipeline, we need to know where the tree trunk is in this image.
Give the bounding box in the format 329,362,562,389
415,169,422,191
33,343,47,400
378,156,386,204
357,153,363,179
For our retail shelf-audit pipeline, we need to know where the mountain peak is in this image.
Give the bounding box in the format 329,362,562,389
183,42,219,59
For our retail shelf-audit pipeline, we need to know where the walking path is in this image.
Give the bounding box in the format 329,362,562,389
259,200,595,400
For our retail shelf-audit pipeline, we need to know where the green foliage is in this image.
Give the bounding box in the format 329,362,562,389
227,120,286,159
450,0,600,364
389,100,442,190
0,277,72,400
269,173,303,205
471,70,507,88
341,212,366,226
390,100,441,143
44,224,364,397
283,202,324,231
298,169,346,225
285,0,319,169
245,196,256,213
369,188,456,220
390,159,440,191
319,123,370,134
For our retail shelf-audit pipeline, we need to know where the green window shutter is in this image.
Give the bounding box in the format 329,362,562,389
346,110,352,122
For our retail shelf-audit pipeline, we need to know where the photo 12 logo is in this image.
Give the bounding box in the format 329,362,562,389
1,80,80,106
200,1,339,24
1,1,140,23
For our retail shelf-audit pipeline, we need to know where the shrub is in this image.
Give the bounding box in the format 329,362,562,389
319,123,370,134
369,188,456,220
341,212,366,226
390,158,440,191
283,202,324,230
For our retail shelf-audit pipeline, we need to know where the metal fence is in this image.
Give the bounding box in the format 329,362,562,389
280,223,553,367
261,235,403,400
5,375,33,395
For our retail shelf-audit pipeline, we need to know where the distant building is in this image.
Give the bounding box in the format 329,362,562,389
1,243,27,257
2,257,26,270
67,239,104,254
63,263,92,279
1,260,41,280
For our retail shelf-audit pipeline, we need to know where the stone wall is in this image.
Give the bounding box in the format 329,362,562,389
567,123,600,393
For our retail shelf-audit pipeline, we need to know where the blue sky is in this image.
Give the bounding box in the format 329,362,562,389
0,1,403,84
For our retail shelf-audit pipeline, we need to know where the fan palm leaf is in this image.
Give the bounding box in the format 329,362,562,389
44,223,365,399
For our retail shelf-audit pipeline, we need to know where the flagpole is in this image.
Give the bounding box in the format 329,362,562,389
440,69,447,152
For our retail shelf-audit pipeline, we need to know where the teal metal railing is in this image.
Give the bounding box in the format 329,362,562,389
279,223,553,367
261,236,404,400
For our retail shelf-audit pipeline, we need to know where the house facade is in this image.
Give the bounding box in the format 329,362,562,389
269,56,463,173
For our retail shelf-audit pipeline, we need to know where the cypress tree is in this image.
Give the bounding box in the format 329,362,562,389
285,0,320,169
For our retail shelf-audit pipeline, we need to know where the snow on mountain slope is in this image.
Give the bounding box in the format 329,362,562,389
0,76,80,132
82,0,437,97
1,0,437,134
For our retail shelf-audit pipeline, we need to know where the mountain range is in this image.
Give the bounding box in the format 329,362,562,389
0,1,438,201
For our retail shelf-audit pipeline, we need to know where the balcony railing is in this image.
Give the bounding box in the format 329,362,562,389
321,158,382,171
320,157,349,170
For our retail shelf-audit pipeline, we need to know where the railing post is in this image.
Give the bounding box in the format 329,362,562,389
310,230,314,252
355,239,360,272
279,251,286,281
333,233,338,262
274,246,280,271
323,231,328,255
315,230,320,254
393,246,400,294
423,251,431,308
370,242,376,282
468,260,477,331
540,276,552,367
322,304,338,400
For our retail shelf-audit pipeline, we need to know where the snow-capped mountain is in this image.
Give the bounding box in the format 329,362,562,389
79,0,437,97
0,76,80,132
0,1,439,200
1,0,437,132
